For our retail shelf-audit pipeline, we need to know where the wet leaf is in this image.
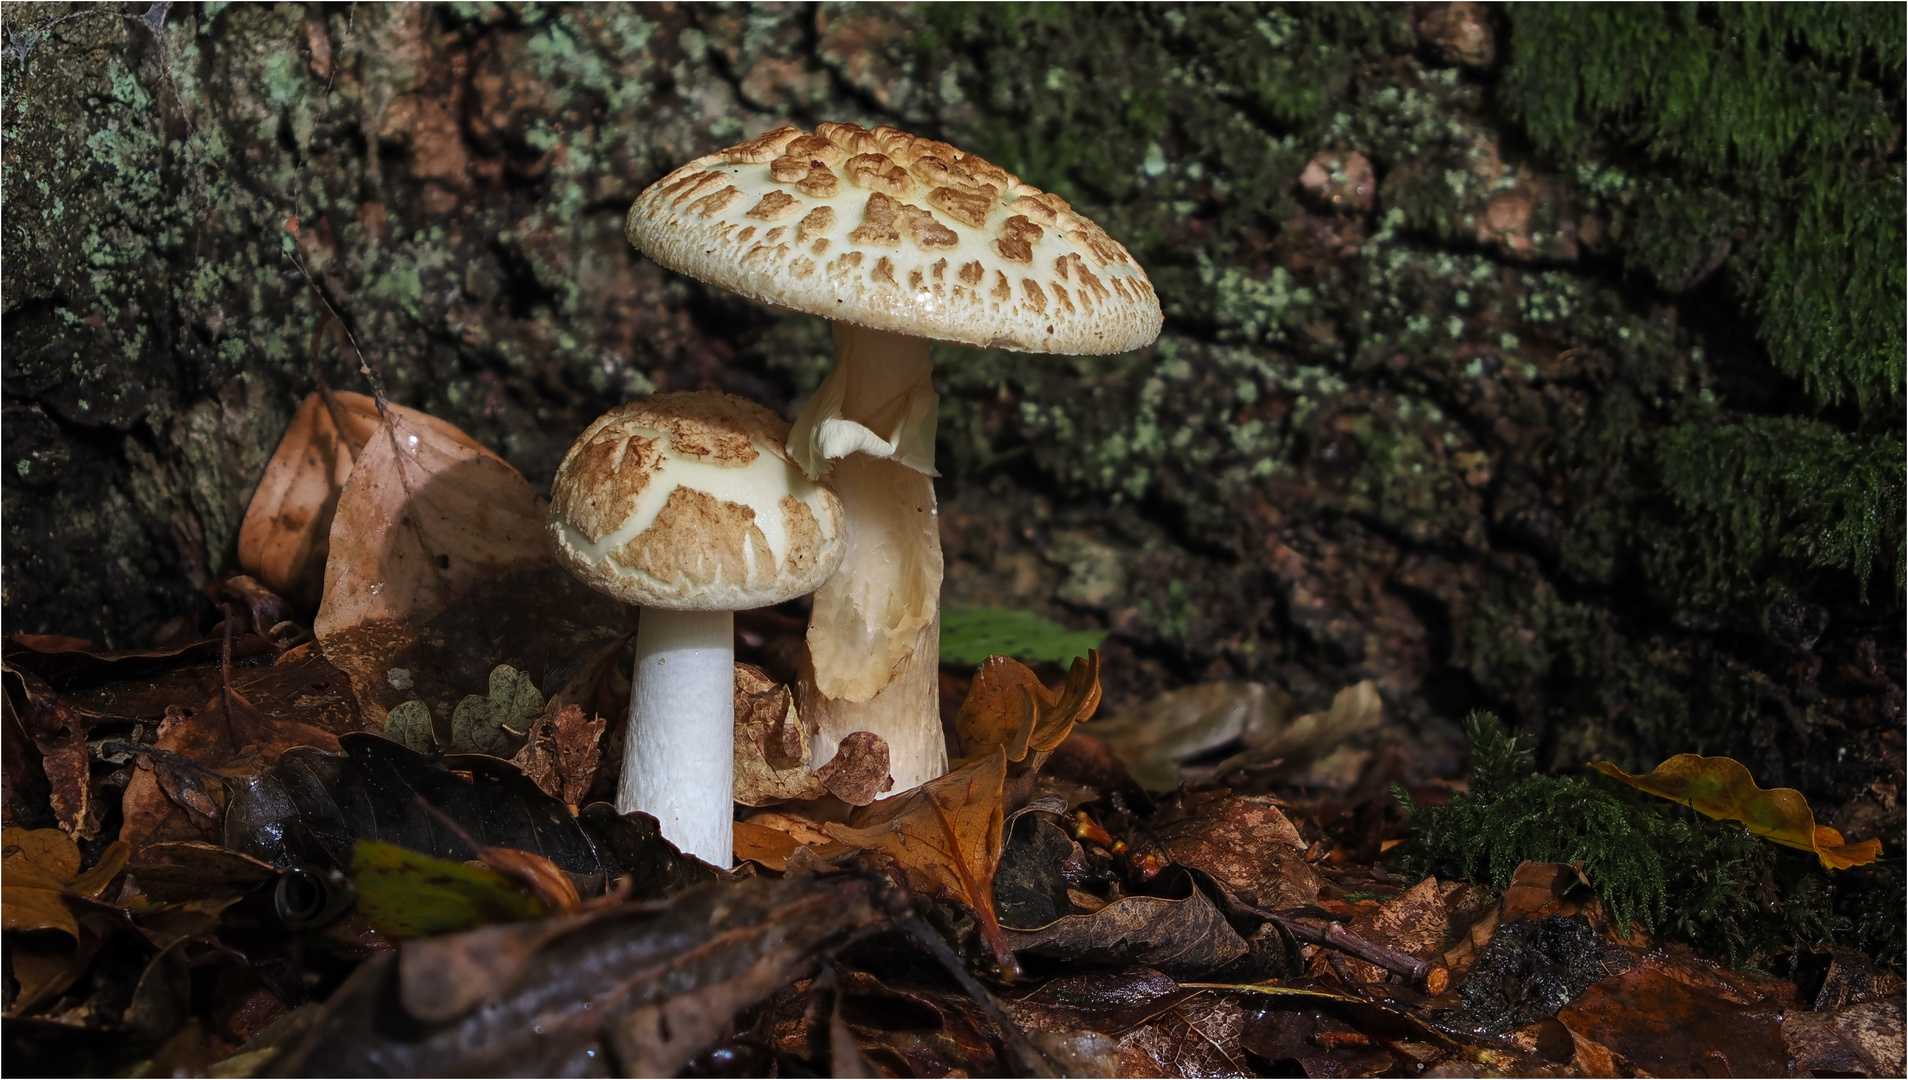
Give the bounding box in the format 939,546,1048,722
1591,754,1882,868
448,663,542,758
1003,868,1249,979
273,874,882,1077
222,732,671,889
509,703,605,806
1783,997,1906,1078
1555,954,1792,1078
237,389,383,610
825,750,1016,973
350,838,552,939
954,652,1103,773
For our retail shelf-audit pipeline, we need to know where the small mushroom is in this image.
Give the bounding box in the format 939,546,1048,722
626,123,1161,793
546,391,845,863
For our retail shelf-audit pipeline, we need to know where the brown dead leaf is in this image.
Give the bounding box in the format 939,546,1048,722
1152,791,1319,912
817,731,893,805
3,665,90,837
311,400,551,726
734,820,806,870
953,652,1102,773
1,827,129,939
825,749,1017,973
1318,876,1449,987
1003,870,1250,978
1555,954,1792,1078
509,703,605,806
733,664,829,806
238,389,382,610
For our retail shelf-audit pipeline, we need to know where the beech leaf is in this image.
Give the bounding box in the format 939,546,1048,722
1591,755,1882,869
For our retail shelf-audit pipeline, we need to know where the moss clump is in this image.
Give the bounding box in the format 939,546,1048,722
940,606,1107,668
1395,712,1848,967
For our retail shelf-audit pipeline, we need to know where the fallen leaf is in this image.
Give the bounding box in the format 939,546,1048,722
1316,876,1448,987
816,731,893,805
510,703,605,806
732,664,829,806
449,663,542,758
274,874,882,1077
1091,680,1292,791
954,652,1103,774
3,665,90,837
993,814,1079,929
1002,868,1249,979
1151,791,1319,912
1213,679,1385,780
733,820,805,870
310,401,627,732
834,967,1009,1077
1591,754,1882,869
825,749,1016,973
237,389,382,610
1555,954,1792,1078
1784,997,1906,1078
1007,967,1196,1036
351,838,552,939
3,827,84,936
1116,992,1252,1077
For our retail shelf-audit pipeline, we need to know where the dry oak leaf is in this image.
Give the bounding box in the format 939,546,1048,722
1592,755,1881,869
825,748,1017,974
953,651,1102,771
311,400,548,726
238,389,382,609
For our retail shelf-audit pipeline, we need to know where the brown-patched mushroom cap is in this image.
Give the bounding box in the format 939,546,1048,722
627,123,1162,355
547,391,845,611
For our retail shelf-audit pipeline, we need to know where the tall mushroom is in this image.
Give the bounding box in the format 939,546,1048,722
546,391,845,864
626,123,1161,793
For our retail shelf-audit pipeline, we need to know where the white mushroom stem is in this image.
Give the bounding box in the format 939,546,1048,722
620,607,735,864
789,324,948,791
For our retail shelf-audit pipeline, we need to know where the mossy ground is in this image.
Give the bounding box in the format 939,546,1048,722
3,2,1900,946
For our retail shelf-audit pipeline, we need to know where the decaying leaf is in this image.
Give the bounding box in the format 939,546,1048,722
274,874,882,1077
825,750,1016,973
3,664,91,837
1591,754,1882,869
953,652,1102,773
1151,791,1320,913
351,838,556,939
1002,869,1249,979
1090,679,1293,791
1555,953,1794,1078
237,389,382,610
734,664,829,806
309,401,628,734
1094,679,1386,792
816,731,894,805
510,703,606,806
1783,997,1907,1078
449,664,542,758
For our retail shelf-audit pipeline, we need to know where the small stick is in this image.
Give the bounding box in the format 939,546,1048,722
1263,911,1449,995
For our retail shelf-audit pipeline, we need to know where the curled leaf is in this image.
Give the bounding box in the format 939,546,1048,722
953,651,1102,772
237,389,381,610
1591,755,1881,869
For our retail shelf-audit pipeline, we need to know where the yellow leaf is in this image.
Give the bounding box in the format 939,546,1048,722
1591,755,1880,870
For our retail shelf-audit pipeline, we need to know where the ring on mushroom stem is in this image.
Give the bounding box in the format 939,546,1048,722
626,122,1162,796
546,391,846,864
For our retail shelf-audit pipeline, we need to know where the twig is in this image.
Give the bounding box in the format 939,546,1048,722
899,917,1057,1080
1258,908,1450,994
283,241,391,418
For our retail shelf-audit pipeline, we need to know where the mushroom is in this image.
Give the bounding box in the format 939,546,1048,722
546,390,845,863
626,123,1161,793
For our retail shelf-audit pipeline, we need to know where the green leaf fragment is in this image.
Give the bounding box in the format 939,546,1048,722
349,838,548,939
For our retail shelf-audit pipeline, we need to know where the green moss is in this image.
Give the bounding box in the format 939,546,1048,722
1395,712,1847,967
940,606,1107,668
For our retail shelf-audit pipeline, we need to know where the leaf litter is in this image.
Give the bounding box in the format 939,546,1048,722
4,387,1899,1078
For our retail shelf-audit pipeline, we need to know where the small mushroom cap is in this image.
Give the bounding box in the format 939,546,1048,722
548,391,846,611
627,122,1162,355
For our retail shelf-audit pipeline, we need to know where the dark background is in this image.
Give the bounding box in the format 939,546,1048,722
3,3,1900,845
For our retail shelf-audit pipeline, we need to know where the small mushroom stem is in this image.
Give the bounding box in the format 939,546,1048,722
621,607,735,864
790,324,947,792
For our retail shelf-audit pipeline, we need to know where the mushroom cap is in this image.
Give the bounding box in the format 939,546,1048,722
627,123,1162,355
547,391,846,611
